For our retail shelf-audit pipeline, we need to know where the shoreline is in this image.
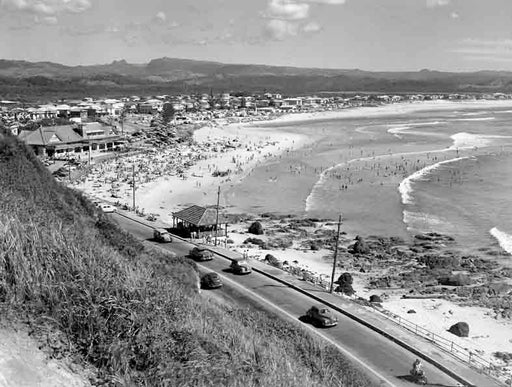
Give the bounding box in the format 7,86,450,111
73,99,512,378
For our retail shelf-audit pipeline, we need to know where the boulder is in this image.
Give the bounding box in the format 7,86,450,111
407,309,416,314
448,322,469,337
248,221,264,235
369,295,382,303
264,254,282,268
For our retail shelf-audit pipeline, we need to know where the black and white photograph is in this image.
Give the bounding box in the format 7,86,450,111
0,0,511,386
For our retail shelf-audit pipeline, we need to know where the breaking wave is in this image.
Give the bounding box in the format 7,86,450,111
399,156,469,205
451,117,496,122
449,132,512,150
490,227,512,255
386,121,444,138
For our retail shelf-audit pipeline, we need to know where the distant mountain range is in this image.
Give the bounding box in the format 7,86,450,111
2,57,512,101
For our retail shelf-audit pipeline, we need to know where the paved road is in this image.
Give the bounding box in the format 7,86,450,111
112,212,465,387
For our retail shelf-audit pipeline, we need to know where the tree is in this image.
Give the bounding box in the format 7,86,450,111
119,106,127,136
162,103,176,124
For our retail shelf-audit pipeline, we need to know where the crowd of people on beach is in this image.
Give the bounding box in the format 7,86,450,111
75,126,294,211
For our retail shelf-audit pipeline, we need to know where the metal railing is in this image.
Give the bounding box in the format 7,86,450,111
377,309,494,372
253,257,508,381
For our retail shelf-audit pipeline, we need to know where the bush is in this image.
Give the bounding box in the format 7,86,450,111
244,237,267,249
351,236,369,254
335,272,355,296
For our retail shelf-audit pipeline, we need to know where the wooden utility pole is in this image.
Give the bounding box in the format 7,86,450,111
329,214,343,293
214,186,220,246
132,164,136,211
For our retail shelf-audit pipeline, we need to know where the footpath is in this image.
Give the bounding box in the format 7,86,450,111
117,209,504,387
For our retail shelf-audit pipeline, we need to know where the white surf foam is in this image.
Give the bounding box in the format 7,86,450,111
386,121,444,139
399,156,469,205
403,210,452,233
305,164,339,212
387,125,411,138
452,117,496,122
490,227,512,255
461,111,488,116
449,132,512,150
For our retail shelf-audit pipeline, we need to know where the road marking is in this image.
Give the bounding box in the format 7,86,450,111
197,263,398,387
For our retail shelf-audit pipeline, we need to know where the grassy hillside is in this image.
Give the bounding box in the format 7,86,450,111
0,129,372,386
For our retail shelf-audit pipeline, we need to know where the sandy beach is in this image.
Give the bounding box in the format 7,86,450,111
74,99,512,381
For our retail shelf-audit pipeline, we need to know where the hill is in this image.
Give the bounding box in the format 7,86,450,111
2,58,512,100
0,128,371,386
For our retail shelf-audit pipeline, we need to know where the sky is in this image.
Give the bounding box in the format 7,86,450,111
1,0,512,71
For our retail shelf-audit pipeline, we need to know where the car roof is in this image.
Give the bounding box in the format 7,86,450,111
155,228,168,232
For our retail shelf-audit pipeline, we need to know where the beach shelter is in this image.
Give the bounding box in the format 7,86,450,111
172,205,227,238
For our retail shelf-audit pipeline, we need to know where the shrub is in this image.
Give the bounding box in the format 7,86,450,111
335,273,355,296
351,236,369,254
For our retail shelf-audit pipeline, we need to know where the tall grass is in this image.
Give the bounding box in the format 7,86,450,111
0,130,373,386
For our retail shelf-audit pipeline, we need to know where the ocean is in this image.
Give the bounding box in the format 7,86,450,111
225,104,512,263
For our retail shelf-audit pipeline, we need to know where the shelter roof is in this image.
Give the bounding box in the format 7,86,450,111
173,205,226,227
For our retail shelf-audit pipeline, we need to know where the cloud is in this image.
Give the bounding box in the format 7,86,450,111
1,0,91,14
266,0,309,20
265,19,299,39
450,12,459,19
0,0,91,23
304,0,346,3
426,0,450,8
452,39,512,62
302,21,322,33
37,15,58,24
262,0,345,41
155,11,166,22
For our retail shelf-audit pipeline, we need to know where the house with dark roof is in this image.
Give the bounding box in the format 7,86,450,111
18,124,123,157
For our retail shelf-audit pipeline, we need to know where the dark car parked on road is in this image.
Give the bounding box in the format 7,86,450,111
305,305,338,328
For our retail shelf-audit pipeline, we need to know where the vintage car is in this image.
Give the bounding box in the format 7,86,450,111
230,259,252,275
305,305,338,328
200,272,223,289
98,203,116,213
189,246,214,261
153,228,172,243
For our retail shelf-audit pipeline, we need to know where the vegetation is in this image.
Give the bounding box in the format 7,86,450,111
0,129,372,386
161,103,176,123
